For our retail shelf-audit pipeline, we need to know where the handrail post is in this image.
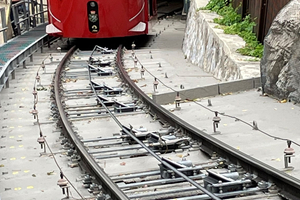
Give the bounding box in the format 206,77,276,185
24,2,30,31
39,0,44,23
0,7,7,43
31,0,36,27
11,5,20,36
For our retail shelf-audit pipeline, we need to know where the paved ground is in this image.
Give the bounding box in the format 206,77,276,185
1,4,299,200
125,15,220,96
125,15,300,181
163,90,300,178
0,42,92,200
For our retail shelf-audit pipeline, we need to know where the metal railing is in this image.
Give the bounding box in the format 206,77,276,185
0,34,48,92
0,0,8,4
0,0,49,92
0,0,48,43
10,0,48,37
0,7,7,43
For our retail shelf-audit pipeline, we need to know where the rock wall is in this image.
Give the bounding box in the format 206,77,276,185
261,0,300,102
183,0,260,81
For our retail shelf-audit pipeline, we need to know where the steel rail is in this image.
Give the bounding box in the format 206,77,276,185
116,46,300,200
88,50,221,200
54,46,129,200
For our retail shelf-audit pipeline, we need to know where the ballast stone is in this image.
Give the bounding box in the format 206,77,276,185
261,0,300,102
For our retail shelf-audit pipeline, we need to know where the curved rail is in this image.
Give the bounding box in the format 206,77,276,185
88,48,220,200
116,46,300,200
54,46,128,200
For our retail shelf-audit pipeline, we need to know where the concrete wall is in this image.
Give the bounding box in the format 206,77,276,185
182,0,260,81
153,77,261,104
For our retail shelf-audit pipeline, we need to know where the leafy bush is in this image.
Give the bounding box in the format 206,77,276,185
214,6,241,26
202,0,263,58
203,0,228,11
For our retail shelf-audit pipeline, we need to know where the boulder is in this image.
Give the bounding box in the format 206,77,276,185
261,0,300,102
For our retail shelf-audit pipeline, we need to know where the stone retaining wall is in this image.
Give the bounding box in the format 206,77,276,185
182,0,260,81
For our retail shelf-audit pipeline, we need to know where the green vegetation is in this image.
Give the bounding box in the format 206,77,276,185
202,0,263,58
203,0,229,12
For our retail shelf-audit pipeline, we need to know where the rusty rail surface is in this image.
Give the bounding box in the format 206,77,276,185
54,45,300,200
54,46,129,200
116,46,300,200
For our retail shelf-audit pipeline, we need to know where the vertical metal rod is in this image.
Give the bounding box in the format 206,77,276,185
24,2,29,31
47,36,50,48
12,70,16,79
0,8,7,43
40,0,44,23
12,5,20,36
41,40,44,53
66,187,69,198
5,79,9,88
31,0,36,27
284,156,288,168
213,122,216,133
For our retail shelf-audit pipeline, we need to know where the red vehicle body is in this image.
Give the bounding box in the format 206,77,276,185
46,0,157,38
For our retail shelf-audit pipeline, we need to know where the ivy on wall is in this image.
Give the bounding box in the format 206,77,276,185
200,0,263,58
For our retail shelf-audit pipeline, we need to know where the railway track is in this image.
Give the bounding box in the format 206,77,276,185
51,45,300,200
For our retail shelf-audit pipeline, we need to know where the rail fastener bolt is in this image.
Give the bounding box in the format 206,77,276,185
49,54,53,62
284,140,295,169
31,105,38,119
37,136,45,149
32,87,38,103
208,99,212,106
57,47,62,54
140,66,145,79
57,172,69,196
131,42,136,56
134,57,138,69
41,62,46,73
175,92,181,109
131,42,136,50
153,78,159,92
36,73,41,85
37,131,46,153
212,112,221,133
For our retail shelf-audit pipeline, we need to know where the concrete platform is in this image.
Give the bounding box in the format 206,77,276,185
162,90,300,179
125,12,300,181
0,41,91,200
1,1,299,199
